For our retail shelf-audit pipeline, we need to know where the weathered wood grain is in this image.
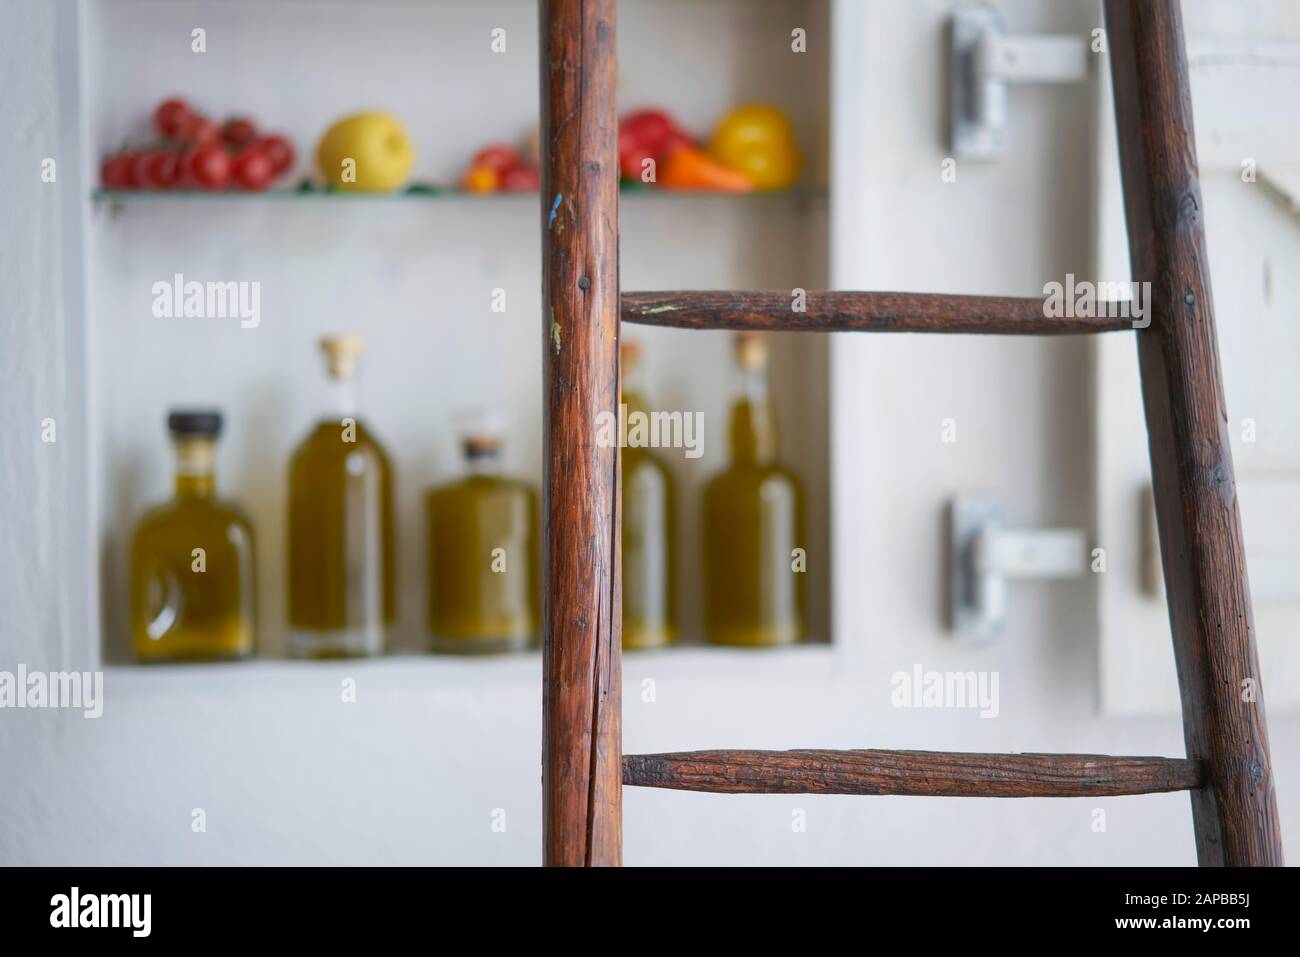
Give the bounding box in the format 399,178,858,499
623,749,1204,798
1106,0,1283,864
540,0,622,868
622,290,1135,334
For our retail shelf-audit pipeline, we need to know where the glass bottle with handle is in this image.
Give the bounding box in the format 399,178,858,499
130,410,256,661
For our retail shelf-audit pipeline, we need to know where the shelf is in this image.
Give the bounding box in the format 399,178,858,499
90,185,829,204
103,644,838,695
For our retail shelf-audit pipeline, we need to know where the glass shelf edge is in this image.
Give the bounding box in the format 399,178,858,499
90,186,828,203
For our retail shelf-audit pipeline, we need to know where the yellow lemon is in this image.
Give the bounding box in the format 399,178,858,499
316,112,414,192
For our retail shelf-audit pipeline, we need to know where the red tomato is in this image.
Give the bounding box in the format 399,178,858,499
184,143,232,189
232,147,274,190
618,125,641,160
154,98,192,139
471,144,521,174
500,165,540,192
101,152,138,189
618,138,655,181
133,150,183,189
660,128,695,155
620,109,682,157
255,134,294,176
179,115,220,145
221,117,259,150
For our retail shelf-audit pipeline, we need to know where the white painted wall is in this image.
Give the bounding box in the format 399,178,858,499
0,0,94,677
1,0,1296,866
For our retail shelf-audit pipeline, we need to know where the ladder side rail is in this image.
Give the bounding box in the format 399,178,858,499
540,0,623,868
1104,0,1282,865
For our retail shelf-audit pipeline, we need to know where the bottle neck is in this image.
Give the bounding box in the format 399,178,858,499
730,365,777,465
173,437,216,499
327,376,357,420
622,362,646,417
465,449,502,477
623,388,648,421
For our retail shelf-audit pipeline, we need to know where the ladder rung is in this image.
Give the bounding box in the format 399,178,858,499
623,749,1203,798
621,291,1135,335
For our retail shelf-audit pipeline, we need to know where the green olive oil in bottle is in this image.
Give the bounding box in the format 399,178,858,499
287,335,396,658
621,340,677,650
702,333,805,646
130,411,256,661
426,417,539,653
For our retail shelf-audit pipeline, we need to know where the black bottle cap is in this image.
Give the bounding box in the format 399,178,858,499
167,410,223,437
463,436,501,460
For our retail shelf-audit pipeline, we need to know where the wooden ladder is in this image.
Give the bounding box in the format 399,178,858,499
538,0,1283,867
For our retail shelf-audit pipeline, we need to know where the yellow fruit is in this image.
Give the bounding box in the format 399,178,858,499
316,112,414,192
708,104,801,191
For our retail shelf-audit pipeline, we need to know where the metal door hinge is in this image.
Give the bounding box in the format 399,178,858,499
949,496,1087,643
950,7,1090,160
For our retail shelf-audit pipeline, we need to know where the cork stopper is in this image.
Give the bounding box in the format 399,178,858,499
734,331,768,370
458,407,506,459
620,339,642,373
320,334,364,381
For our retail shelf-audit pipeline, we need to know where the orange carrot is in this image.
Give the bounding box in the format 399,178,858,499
658,145,754,192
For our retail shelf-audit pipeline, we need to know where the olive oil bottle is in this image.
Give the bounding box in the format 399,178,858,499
130,411,256,661
621,341,676,649
426,418,539,653
702,333,805,646
287,335,395,658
